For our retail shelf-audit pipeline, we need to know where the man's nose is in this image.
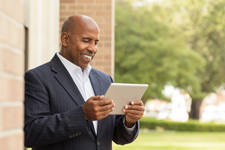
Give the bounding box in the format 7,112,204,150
87,42,97,53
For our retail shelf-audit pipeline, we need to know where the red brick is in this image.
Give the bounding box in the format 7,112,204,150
92,65,103,71
60,5,67,10
96,0,111,4
105,5,112,10
0,17,9,44
100,36,111,41
8,78,24,101
2,106,24,130
68,5,85,10
60,17,67,22
86,5,103,10
95,61,103,66
0,107,2,131
60,11,76,17
60,0,76,3
0,0,24,24
0,18,24,50
97,42,103,47
103,18,112,24
95,61,111,66
104,42,111,48
0,76,24,101
76,11,95,17
98,23,112,29
77,0,94,3
92,17,104,24
0,0,3,10
96,11,111,17
103,29,112,35
8,23,24,50
0,133,23,150
104,54,111,60
14,0,24,24
0,49,3,71
60,22,64,28
93,54,103,60
104,67,111,74
4,49,24,76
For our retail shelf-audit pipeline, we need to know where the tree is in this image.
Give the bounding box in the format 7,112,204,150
115,0,205,102
115,0,225,119
159,0,225,119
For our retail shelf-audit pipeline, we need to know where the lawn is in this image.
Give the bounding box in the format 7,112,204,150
113,130,225,150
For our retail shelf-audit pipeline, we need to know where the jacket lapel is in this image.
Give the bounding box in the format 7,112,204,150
51,54,85,106
89,69,103,96
89,69,104,136
51,55,104,136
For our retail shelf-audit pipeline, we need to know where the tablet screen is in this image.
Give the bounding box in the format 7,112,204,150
103,83,148,114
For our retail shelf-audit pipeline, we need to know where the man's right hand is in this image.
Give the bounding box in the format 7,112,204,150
82,95,115,121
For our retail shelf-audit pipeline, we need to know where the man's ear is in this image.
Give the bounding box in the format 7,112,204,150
61,32,68,47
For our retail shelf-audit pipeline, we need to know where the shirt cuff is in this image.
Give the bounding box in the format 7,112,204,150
123,117,136,134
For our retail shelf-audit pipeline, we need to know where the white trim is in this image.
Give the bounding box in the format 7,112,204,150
0,102,23,107
0,42,24,55
37,0,43,65
0,129,23,139
0,10,23,29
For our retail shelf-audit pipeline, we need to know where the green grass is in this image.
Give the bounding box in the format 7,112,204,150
113,130,225,150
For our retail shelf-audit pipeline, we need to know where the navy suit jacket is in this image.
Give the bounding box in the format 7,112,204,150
24,54,139,150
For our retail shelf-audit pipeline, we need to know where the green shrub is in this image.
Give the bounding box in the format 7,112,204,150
140,118,225,132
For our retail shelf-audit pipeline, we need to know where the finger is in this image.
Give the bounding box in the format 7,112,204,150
125,112,142,118
123,110,144,121
123,109,144,115
130,100,144,106
92,107,114,120
125,113,142,122
91,95,104,100
98,99,114,106
97,103,115,112
99,107,114,114
124,105,145,111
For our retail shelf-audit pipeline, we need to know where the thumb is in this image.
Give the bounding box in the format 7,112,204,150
92,95,104,100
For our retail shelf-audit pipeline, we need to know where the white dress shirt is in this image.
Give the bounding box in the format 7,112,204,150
57,52,98,134
57,52,135,134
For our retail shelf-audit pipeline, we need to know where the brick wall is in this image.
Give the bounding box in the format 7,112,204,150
60,0,115,77
0,0,24,150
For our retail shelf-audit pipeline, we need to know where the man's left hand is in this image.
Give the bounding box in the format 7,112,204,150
122,100,145,128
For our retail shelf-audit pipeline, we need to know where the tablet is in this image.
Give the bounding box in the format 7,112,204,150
103,83,148,114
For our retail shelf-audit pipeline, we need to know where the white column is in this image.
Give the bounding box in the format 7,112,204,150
24,0,59,70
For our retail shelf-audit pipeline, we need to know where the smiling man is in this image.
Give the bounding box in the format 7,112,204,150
24,15,145,150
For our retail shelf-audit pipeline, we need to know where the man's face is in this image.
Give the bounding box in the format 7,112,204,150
64,22,99,70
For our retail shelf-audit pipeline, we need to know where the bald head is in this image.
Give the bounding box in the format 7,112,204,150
61,15,99,34
60,15,100,70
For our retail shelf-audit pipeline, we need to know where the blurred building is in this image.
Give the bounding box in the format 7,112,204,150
144,99,170,119
0,0,115,149
200,93,225,122
144,92,192,122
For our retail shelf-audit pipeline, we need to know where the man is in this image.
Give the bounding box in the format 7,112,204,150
24,15,145,150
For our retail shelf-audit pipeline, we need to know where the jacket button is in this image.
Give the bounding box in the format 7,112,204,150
97,141,100,145
69,135,72,138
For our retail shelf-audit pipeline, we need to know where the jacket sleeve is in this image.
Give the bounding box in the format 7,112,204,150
24,71,90,148
108,76,139,145
113,115,139,145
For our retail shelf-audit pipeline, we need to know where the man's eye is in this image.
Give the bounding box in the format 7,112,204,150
83,40,89,43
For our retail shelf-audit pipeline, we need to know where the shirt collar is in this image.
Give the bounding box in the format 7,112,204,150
56,52,92,77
